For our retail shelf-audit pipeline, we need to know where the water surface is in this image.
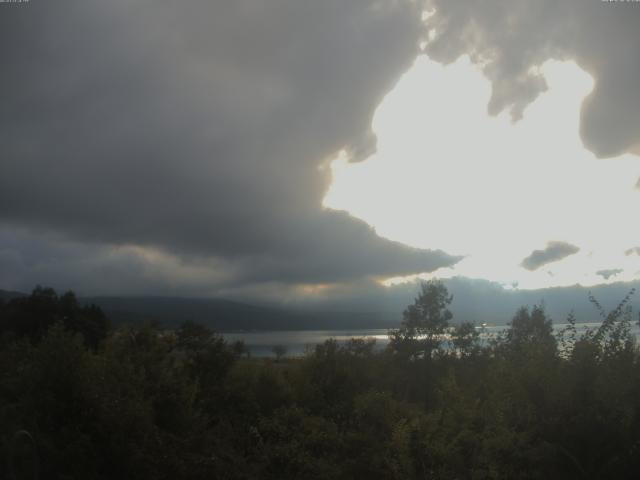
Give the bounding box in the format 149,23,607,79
223,322,640,357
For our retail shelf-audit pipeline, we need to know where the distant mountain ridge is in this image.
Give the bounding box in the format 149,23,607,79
4,277,640,331
0,289,27,301
81,296,399,332
83,279,640,329
1,289,398,331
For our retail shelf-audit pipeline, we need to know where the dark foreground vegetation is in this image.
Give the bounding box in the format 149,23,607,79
1,282,640,479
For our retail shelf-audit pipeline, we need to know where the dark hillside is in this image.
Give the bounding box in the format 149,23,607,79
82,296,399,331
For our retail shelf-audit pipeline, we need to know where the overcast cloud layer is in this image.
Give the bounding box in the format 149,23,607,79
2,0,640,298
0,0,458,294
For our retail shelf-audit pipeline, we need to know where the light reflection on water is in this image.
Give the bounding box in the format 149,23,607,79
223,329,391,357
223,322,640,358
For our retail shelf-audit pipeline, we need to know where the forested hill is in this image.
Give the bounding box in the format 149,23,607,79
1,289,398,331
5,279,640,330
80,296,399,331
2,281,640,478
0,289,26,302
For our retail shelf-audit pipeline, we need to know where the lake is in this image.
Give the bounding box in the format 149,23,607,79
222,322,640,357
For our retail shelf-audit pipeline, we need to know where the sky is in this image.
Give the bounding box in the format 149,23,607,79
1,1,639,312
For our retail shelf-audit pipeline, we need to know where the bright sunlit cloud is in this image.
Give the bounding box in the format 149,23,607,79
324,55,640,289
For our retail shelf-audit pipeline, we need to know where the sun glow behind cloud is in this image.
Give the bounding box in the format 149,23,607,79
323,55,640,289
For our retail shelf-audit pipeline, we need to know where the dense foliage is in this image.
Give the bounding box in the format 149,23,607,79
1,282,640,479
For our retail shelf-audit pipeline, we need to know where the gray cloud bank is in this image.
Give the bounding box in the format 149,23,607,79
596,268,623,280
0,0,458,291
521,241,580,271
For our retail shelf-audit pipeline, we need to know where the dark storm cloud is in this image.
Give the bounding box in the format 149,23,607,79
424,0,640,157
0,0,459,288
521,241,580,271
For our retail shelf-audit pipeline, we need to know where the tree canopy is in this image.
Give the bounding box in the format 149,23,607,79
389,279,453,359
1,284,640,479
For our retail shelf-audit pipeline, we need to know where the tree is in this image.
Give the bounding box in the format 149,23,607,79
0,287,108,348
504,304,555,355
389,279,453,359
451,321,479,357
272,344,287,362
232,339,250,358
59,291,109,349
